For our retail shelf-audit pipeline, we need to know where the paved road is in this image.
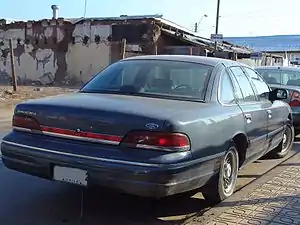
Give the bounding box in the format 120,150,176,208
0,130,299,225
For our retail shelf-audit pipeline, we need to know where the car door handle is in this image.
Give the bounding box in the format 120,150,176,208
267,109,272,119
244,113,252,124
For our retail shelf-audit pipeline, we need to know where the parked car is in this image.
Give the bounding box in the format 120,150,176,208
1,55,293,203
256,66,300,135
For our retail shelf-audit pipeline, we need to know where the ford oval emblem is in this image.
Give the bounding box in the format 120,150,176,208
145,123,159,130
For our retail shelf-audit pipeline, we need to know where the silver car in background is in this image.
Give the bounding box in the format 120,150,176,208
256,66,300,135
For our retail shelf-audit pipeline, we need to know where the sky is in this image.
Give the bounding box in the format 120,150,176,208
1,0,299,38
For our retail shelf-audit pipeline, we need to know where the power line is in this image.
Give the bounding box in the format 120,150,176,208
221,14,297,20
220,9,268,17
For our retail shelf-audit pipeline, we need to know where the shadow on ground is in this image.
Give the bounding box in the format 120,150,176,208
0,178,212,225
0,141,299,225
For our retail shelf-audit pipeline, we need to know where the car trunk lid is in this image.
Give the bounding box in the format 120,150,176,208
13,93,203,145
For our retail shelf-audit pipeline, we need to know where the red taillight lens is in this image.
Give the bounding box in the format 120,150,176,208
121,131,190,151
289,91,300,107
12,114,41,131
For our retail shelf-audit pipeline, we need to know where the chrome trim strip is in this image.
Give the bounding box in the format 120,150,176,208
42,131,120,145
13,127,32,132
13,126,120,145
136,144,190,152
2,141,225,168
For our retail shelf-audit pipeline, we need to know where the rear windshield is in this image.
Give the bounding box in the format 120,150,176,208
257,68,300,86
81,59,213,101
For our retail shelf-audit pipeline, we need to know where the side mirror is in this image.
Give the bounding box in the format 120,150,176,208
269,88,288,102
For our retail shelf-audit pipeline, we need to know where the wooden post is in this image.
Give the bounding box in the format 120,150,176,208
154,44,158,55
234,52,238,61
9,39,17,92
189,47,193,55
121,38,126,59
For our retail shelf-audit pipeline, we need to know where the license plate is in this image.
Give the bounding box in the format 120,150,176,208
53,166,88,186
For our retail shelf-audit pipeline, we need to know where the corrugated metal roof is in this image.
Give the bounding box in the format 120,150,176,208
161,29,252,54
65,14,164,24
161,29,209,47
0,18,22,24
224,35,300,52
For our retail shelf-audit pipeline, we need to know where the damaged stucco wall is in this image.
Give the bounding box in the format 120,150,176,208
66,21,111,82
0,19,71,85
0,18,165,86
0,19,112,85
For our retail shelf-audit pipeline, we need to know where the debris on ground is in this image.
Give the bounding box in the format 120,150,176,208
0,85,77,115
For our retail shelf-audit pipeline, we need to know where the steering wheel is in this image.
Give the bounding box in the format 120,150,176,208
174,84,193,91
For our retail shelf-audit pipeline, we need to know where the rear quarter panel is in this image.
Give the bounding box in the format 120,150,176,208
273,100,293,123
164,103,246,160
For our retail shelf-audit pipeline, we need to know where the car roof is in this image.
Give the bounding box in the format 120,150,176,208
121,55,242,67
255,66,300,71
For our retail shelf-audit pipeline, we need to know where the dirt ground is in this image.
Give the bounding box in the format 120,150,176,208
0,85,77,119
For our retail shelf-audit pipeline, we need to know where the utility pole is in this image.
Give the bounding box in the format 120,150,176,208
194,22,198,33
9,39,17,92
194,14,207,33
121,38,127,59
84,0,87,18
214,0,221,52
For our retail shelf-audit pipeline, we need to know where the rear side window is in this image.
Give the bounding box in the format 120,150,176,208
257,68,300,86
219,70,236,104
281,70,300,85
256,69,281,84
229,67,256,102
243,67,270,100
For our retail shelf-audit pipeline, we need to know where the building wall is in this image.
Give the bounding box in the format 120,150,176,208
270,51,300,65
0,19,160,86
0,19,156,86
237,55,283,67
66,21,111,83
0,19,112,85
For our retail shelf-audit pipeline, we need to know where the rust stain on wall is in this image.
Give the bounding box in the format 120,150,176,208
54,24,75,84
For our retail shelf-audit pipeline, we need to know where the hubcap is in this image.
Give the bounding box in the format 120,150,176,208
283,134,287,145
281,127,291,153
223,151,237,195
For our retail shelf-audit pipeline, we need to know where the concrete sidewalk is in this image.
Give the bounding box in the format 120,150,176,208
186,151,300,225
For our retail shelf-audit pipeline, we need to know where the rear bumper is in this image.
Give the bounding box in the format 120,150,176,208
1,133,222,198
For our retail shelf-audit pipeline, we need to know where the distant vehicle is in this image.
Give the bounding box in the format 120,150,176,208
256,66,300,135
1,56,293,203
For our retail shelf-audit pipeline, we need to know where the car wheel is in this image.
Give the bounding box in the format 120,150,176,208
268,124,294,159
202,144,239,203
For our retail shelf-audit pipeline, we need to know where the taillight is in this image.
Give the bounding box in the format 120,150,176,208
289,91,300,107
121,131,190,151
12,114,41,131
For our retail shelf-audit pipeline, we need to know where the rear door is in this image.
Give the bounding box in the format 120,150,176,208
243,67,284,152
228,66,268,162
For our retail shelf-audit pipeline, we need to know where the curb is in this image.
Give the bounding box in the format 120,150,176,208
184,151,300,225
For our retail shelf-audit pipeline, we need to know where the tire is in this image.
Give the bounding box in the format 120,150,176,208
202,144,239,203
268,124,294,159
